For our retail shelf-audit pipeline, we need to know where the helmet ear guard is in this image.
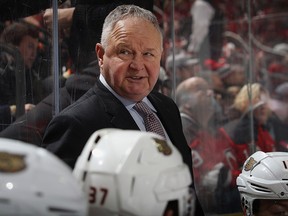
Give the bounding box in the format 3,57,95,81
0,138,88,216
73,129,193,216
237,151,288,216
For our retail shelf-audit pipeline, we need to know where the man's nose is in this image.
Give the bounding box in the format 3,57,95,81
129,55,144,71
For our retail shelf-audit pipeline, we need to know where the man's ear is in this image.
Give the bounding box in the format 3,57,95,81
96,43,104,69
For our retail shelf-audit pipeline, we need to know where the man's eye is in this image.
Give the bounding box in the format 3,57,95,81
144,52,154,57
120,50,131,55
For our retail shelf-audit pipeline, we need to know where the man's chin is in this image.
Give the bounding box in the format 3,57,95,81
126,92,149,102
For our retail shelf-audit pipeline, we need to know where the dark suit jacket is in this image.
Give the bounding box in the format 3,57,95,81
41,77,192,172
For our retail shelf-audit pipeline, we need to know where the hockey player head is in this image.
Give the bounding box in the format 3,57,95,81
0,138,88,216
237,151,288,216
73,129,193,216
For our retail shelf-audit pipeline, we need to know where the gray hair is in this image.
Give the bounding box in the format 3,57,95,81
101,4,163,49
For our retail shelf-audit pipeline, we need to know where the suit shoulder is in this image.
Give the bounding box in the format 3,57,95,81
57,87,104,116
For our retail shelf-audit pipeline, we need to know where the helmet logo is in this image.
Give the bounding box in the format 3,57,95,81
244,157,257,171
154,138,172,155
0,152,26,173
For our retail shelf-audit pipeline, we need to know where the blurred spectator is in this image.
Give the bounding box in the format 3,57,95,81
218,64,247,89
266,43,288,91
269,82,288,123
223,83,277,170
268,82,288,151
1,22,38,74
158,0,192,61
175,76,241,214
176,76,214,144
188,0,225,67
219,85,242,123
0,22,44,131
196,69,226,125
165,51,199,88
213,63,247,122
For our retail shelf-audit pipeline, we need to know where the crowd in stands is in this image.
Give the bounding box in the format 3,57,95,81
155,0,288,214
0,0,287,215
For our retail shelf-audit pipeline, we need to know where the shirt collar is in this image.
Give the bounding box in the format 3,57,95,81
99,74,155,111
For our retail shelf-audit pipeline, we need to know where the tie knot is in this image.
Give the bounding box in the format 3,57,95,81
134,101,153,116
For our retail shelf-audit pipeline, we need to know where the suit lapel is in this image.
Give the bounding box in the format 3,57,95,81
95,78,139,130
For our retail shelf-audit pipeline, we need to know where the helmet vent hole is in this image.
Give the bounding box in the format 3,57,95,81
250,182,271,193
94,135,101,144
87,135,102,162
82,171,87,181
87,151,92,161
48,207,77,213
137,151,143,163
130,177,136,196
283,161,288,169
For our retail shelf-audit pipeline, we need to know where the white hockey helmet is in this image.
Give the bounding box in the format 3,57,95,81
236,151,288,216
73,129,193,216
0,138,88,216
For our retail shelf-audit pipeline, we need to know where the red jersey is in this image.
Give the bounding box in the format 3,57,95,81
229,124,275,169
189,128,240,187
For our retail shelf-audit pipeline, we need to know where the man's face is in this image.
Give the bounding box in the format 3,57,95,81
253,93,270,124
188,79,214,114
96,18,163,102
255,199,288,216
18,35,38,69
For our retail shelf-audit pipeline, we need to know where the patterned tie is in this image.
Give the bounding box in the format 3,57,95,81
134,101,166,139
